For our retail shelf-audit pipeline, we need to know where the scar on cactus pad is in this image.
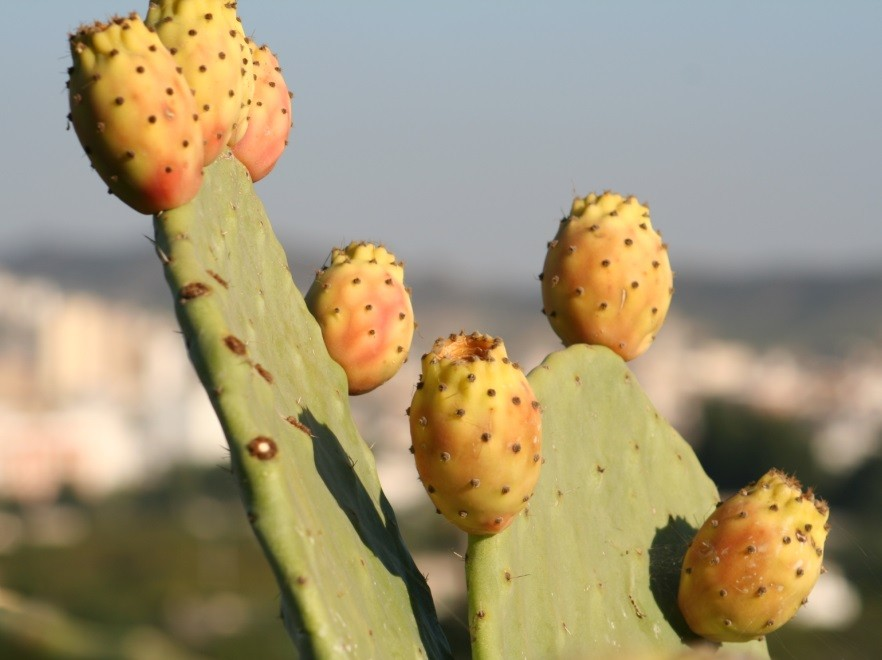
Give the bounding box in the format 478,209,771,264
541,191,673,361
409,332,542,536
305,242,414,395
67,13,205,214
678,468,830,643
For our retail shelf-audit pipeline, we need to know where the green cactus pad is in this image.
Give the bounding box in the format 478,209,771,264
153,152,450,659
466,345,769,659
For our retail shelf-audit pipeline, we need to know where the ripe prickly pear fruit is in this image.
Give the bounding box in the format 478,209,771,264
305,242,414,395
408,332,542,536
678,468,830,643
231,42,293,182
67,13,205,215
540,192,673,361
146,0,254,165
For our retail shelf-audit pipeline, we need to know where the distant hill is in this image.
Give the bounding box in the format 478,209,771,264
671,270,882,355
2,247,879,356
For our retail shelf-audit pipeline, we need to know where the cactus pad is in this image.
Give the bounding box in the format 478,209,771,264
465,345,769,658
152,152,450,658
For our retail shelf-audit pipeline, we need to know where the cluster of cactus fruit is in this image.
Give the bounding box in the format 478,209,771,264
67,2,292,214
66,3,829,657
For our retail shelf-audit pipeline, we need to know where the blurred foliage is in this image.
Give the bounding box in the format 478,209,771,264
0,467,293,659
692,397,832,495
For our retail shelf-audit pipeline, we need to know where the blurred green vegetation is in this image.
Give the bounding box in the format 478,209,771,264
0,468,293,659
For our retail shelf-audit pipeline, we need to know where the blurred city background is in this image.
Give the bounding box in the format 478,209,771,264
3,0,882,658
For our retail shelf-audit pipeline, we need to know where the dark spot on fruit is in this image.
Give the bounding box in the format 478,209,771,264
512,443,521,453
440,452,450,461
481,433,491,442
501,486,510,494
512,396,521,405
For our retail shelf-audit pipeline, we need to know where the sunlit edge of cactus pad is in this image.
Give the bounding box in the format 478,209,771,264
152,152,451,659
466,344,769,659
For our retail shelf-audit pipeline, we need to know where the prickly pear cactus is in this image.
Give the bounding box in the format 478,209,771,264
465,345,770,659
152,151,450,658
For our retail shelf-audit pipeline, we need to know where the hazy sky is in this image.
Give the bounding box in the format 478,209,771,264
4,1,880,289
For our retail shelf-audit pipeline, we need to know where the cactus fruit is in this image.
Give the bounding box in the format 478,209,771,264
146,0,254,165
678,468,830,643
305,242,414,395
231,42,293,182
540,192,673,361
67,13,205,214
408,332,542,536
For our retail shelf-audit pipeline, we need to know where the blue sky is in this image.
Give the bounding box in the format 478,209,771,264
4,1,881,288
